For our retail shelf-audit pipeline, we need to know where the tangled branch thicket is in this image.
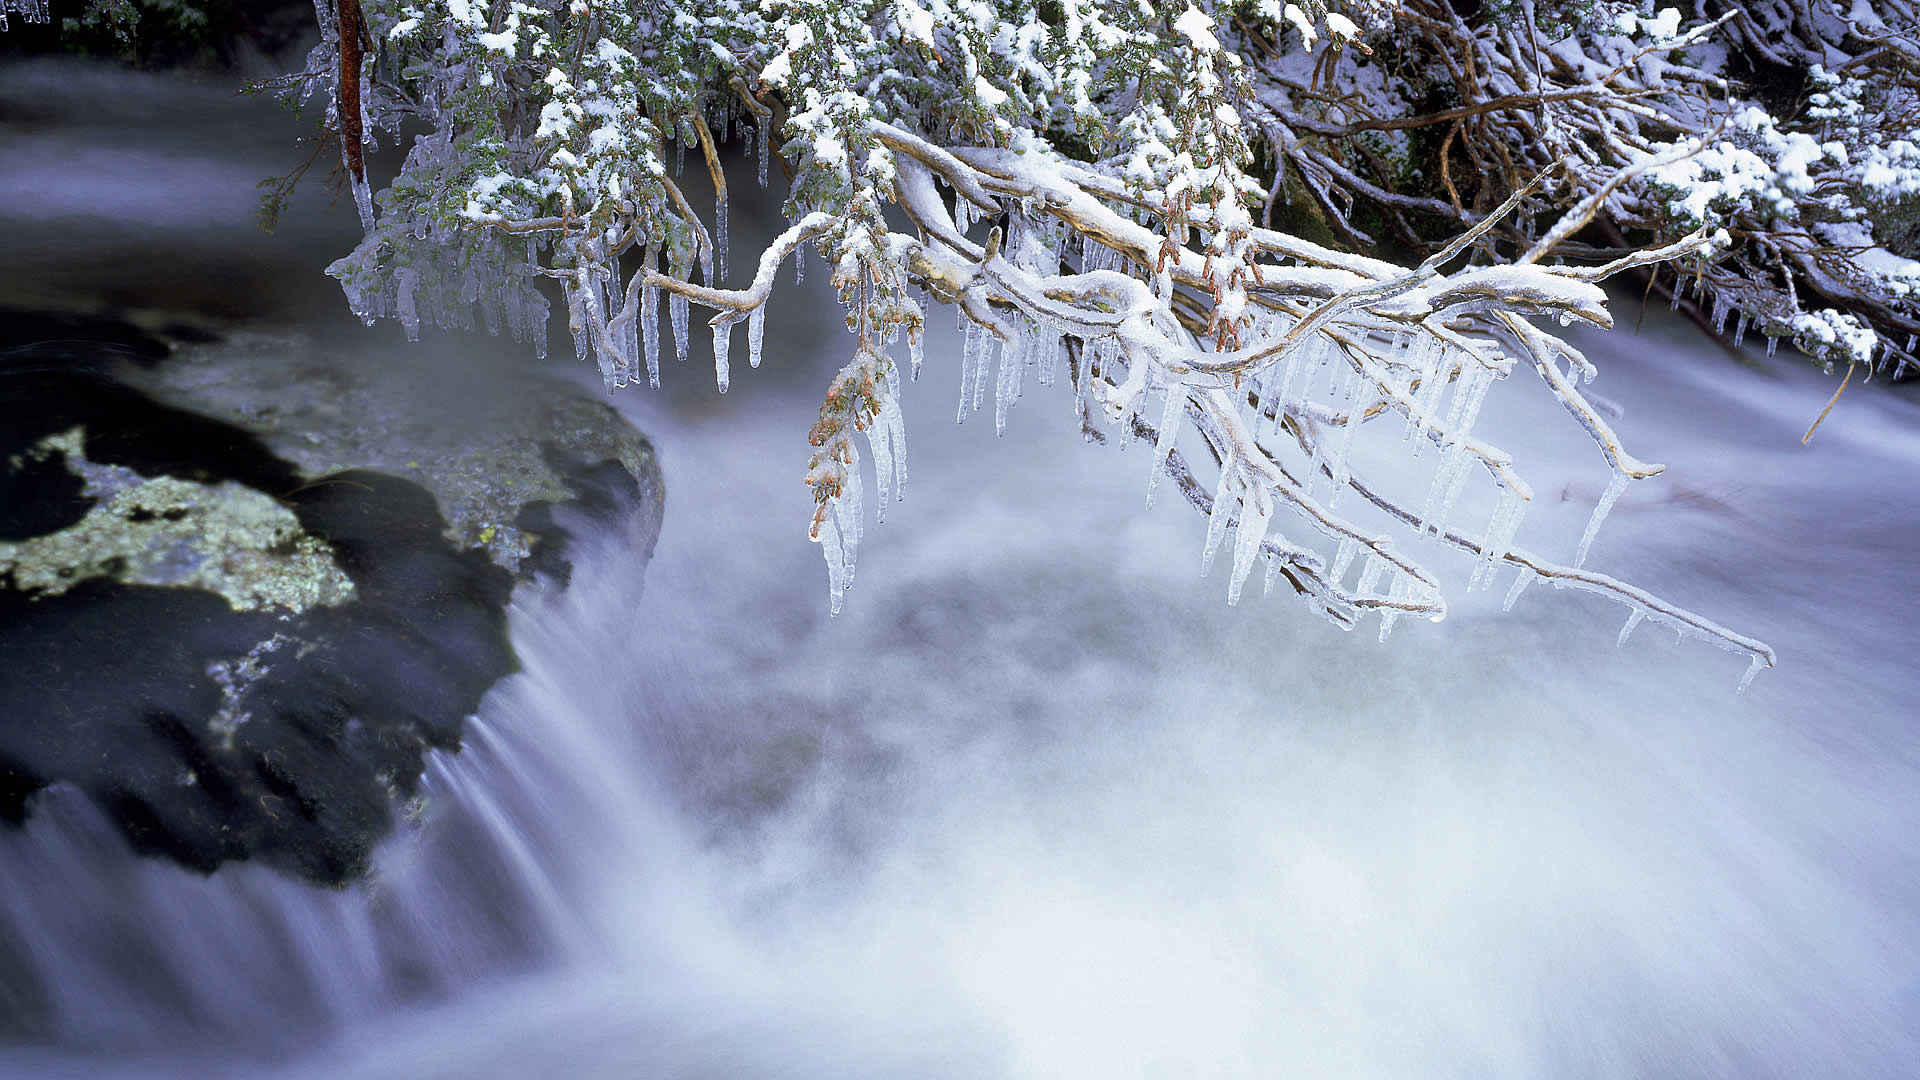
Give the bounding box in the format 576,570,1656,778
208,0,1920,685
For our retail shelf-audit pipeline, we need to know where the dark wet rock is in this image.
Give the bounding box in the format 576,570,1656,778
0,310,663,884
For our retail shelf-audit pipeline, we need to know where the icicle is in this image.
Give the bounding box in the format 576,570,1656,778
794,246,806,286
816,515,848,615
1008,328,1027,405
1669,271,1683,310
957,321,979,423
395,266,421,342
1409,350,1451,455
1472,488,1525,589
1227,490,1272,605
642,283,661,388
1404,339,1442,444
744,305,766,370
1732,312,1748,348
1420,364,1485,532
713,317,732,393
1330,537,1359,586
1305,416,1331,503
1418,449,1464,535
1200,467,1236,578
350,171,376,235
882,378,908,499
1616,608,1644,647
972,330,990,414
1736,655,1764,694
1354,552,1386,598
1327,368,1364,494
1502,567,1534,611
1037,334,1058,387
1765,334,1780,359
756,120,769,188
1262,553,1284,597
566,283,594,378
839,441,864,553
1490,491,1526,568
618,288,639,390
670,292,690,363
908,330,924,381
954,193,974,235
1145,386,1186,507
869,406,895,523
1277,335,1310,407
1574,470,1628,568
640,244,661,387
1453,365,1494,447
715,189,729,283
1432,450,1475,540
1378,573,1404,643
994,336,1014,436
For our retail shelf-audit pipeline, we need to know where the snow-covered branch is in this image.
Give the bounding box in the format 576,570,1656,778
280,0,1813,685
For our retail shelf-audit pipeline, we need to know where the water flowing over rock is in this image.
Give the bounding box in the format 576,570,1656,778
0,309,664,886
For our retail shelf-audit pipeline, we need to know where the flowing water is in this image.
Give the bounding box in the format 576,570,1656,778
3,59,1919,1080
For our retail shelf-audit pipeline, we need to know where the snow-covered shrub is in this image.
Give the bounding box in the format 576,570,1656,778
1239,0,1919,376
250,0,1796,683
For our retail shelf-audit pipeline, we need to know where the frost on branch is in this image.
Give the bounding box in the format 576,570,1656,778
280,0,1799,685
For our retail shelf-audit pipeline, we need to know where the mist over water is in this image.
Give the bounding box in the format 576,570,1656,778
4,58,1919,1080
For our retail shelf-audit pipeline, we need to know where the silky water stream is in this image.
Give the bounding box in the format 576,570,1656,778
2,58,1919,1080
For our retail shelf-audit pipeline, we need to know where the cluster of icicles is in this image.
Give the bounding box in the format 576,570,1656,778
517,131,1767,689
580,115,775,394
1686,265,1915,380
339,233,553,353
938,243,1762,689
813,356,909,618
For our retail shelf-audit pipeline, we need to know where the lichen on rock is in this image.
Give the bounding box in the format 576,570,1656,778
0,428,354,612
117,330,661,578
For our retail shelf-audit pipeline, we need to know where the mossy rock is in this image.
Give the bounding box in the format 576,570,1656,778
0,309,663,883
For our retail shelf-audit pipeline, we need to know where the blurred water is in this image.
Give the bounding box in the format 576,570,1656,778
4,58,1919,1080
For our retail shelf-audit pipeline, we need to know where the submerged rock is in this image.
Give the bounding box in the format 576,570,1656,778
0,310,663,884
